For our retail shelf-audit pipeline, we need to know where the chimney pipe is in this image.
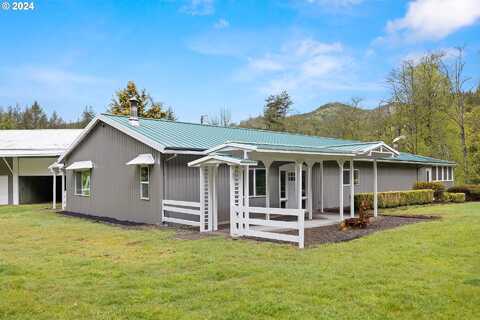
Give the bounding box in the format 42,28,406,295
129,97,139,127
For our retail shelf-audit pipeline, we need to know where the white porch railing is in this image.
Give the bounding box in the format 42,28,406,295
231,205,305,248
162,200,201,228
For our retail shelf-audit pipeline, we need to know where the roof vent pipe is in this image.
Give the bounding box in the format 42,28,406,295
129,97,139,127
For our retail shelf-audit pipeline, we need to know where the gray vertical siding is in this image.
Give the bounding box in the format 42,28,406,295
0,158,12,205
64,123,162,224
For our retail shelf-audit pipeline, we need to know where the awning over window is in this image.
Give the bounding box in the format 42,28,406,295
66,160,94,170
126,153,155,166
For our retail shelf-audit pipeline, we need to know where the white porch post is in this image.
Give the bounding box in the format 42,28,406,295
243,165,250,235
306,161,315,220
263,159,273,220
296,161,303,210
350,160,355,218
52,173,57,209
212,165,218,231
320,160,324,213
337,160,344,221
12,157,19,205
199,166,205,232
373,159,378,217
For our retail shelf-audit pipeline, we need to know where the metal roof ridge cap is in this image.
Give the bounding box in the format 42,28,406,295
101,113,367,143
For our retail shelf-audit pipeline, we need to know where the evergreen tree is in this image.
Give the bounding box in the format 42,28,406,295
109,81,174,120
263,90,293,130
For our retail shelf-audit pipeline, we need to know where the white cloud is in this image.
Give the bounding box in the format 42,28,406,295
180,0,215,16
402,47,461,64
235,38,378,95
214,18,229,29
386,0,480,41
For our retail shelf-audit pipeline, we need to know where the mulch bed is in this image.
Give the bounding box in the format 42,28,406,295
302,215,438,246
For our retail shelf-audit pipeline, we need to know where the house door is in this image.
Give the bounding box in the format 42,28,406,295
286,171,297,209
425,168,432,182
279,170,297,209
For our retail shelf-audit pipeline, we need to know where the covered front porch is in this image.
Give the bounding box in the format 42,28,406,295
173,141,392,247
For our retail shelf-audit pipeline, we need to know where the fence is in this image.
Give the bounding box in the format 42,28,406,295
231,205,305,248
162,200,201,228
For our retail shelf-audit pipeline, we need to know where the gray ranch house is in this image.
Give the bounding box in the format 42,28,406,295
56,108,455,247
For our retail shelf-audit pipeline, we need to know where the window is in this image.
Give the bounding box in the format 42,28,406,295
343,169,359,186
75,170,91,196
287,172,295,181
249,168,266,197
302,170,306,197
434,166,453,182
432,167,437,181
280,171,286,199
140,166,150,200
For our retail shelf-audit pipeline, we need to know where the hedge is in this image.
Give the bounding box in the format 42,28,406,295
355,189,434,210
442,192,466,203
413,181,445,199
447,185,480,201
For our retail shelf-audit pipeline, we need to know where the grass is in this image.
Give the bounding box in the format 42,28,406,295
0,203,479,320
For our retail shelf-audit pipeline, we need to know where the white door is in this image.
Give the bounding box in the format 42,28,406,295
286,171,297,209
425,168,432,182
0,176,8,205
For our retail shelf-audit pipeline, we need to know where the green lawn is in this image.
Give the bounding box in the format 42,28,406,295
0,203,479,320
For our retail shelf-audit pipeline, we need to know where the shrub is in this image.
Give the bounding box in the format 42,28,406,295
442,192,466,203
355,189,434,210
413,181,446,200
447,185,480,201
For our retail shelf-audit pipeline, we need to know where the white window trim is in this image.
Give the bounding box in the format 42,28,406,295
433,166,454,182
343,169,359,186
74,169,91,197
249,167,266,198
140,166,150,200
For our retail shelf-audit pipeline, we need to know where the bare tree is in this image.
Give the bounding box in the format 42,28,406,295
208,107,232,127
441,47,471,180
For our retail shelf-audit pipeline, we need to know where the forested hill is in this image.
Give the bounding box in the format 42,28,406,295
239,102,393,143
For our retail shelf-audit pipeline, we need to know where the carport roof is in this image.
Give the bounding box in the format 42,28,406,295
0,129,82,157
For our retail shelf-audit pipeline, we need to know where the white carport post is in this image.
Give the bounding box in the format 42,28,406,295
337,160,345,221
295,161,303,210
350,160,355,218
373,159,378,217
61,171,66,210
320,160,324,213
263,159,273,220
306,160,315,220
12,157,19,205
52,173,57,209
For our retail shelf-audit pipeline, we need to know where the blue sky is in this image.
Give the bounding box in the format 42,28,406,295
0,0,479,122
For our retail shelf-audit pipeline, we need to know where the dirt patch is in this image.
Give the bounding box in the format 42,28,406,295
239,215,438,247
303,215,437,246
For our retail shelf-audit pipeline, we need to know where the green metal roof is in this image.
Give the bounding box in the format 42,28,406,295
101,114,455,165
